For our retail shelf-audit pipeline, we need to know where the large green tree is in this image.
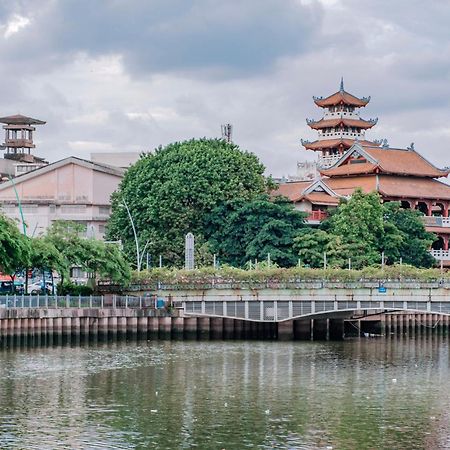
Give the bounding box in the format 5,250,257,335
382,202,436,267
206,195,305,267
45,221,131,283
0,214,31,279
107,139,272,266
325,189,386,268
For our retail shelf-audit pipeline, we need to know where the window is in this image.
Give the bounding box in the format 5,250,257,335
61,205,87,214
99,224,106,234
98,206,110,215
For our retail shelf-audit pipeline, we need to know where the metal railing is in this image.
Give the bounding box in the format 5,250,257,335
0,295,155,309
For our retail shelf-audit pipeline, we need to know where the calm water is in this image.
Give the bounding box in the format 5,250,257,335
0,338,449,449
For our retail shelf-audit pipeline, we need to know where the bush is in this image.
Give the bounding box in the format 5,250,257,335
57,282,93,296
130,264,444,287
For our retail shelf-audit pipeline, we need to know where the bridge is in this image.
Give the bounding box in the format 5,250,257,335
160,286,450,322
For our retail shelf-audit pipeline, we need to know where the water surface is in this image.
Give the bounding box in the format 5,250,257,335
0,338,449,449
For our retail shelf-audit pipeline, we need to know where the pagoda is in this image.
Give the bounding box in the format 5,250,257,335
301,78,379,168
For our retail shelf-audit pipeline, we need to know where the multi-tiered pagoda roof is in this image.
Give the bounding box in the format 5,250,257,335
302,78,379,156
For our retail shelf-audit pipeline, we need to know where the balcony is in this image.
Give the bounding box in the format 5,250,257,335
5,138,35,148
430,249,450,261
317,154,341,169
422,216,450,228
306,210,328,224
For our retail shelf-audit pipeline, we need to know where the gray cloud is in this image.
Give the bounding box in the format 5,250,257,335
0,0,449,177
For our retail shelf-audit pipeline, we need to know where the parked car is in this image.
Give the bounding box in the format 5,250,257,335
27,281,55,295
0,281,14,294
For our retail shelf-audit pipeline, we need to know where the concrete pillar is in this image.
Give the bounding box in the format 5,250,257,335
108,317,118,339
90,318,99,336
71,317,80,335
148,317,159,337
223,318,235,339
117,317,127,336
54,317,63,336
198,317,210,339
138,317,148,336
329,319,345,340
294,319,311,340
184,317,198,339
234,319,244,340
171,317,184,339
35,317,42,337
210,318,224,339
62,317,72,335
21,318,29,336
278,320,294,341
14,318,22,337
312,319,328,340
127,317,138,337
398,315,403,335
159,317,172,339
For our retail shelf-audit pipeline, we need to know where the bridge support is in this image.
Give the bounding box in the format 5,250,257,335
211,318,223,339
223,318,235,339
312,319,328,340
329,319,344,340
184,317,198,339
172,317,184,339
277,320,294,341
198,317,210,339
294,319,311,340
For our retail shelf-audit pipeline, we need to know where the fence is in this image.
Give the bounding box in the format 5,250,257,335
0,295,156,309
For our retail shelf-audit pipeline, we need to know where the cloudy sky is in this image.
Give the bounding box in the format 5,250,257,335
0,0,449,177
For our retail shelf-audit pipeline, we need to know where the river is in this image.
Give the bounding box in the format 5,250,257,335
0,337,449,449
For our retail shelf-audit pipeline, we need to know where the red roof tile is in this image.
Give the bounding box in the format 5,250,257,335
314,90,370,108
303,138,377,151
308,118,376,130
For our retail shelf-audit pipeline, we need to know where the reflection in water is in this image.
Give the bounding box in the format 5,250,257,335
0,337,449,449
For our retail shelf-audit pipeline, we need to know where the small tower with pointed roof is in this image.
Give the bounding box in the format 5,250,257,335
301,79,379,168
0,114,46,163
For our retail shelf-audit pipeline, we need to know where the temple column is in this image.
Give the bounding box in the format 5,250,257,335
443,236,449,251
443,203,449,218
426,201,433,216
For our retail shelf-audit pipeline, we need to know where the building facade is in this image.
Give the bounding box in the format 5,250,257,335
0,157,124,238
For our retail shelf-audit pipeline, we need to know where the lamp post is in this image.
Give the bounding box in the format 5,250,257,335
120,200,151,272
121,200,141,271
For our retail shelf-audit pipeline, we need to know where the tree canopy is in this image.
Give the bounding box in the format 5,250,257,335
206,195,305,267
45,221,131,283
0,214,31,278
107,138,273,266
294,190,437,269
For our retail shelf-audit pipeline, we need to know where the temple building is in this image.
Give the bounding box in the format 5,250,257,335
276,80,450,262
301,78,379,169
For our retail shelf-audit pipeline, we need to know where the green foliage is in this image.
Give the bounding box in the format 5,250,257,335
207,195,306,267
45,221,131,284
324,189,385,268
382,202,436,267
131,264,443,287
30,238,68,278
57,282,93,296
0,214,31,277
106,138,272,266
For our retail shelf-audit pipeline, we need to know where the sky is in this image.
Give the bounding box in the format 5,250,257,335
1,0,450,177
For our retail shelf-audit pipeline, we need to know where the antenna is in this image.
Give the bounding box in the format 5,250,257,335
221,124,233,143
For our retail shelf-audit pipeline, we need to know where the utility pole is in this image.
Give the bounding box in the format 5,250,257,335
221,124,233,143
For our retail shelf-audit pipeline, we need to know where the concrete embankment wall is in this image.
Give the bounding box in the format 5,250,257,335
0,309,448,344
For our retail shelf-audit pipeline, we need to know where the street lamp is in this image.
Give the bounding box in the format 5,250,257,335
120,199,151,271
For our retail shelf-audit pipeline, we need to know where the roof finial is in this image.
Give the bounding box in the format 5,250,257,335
340,76,344,92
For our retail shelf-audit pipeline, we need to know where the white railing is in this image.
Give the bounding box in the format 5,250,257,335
423,216,450,227
431,249,450,260
317,154,341,169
